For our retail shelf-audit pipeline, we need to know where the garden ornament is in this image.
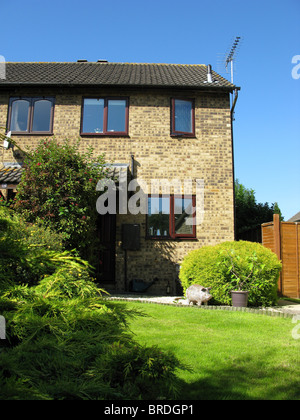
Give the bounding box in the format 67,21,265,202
186,284,212,306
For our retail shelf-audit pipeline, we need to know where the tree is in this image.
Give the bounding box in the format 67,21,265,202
14,138,108,265
235,179,283,241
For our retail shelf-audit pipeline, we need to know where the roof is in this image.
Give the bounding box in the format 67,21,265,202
0,62,237,91
0,166,24,186
288,211,300,223
0,164,128,188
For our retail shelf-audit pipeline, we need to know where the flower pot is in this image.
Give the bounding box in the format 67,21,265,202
231,291,249,308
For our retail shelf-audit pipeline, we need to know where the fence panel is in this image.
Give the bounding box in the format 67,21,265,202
262,215,300,298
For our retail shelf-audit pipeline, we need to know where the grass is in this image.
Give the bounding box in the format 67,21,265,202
116,301,300,400
281,297,300,304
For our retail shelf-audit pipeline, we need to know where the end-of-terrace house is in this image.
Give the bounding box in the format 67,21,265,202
0,61,240,295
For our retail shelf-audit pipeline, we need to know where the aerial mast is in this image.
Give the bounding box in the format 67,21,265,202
225,36,241,84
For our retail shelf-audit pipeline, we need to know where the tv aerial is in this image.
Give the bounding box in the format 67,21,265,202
217,36,242,84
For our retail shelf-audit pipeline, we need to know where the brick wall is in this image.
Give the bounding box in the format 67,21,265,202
0,87,234,294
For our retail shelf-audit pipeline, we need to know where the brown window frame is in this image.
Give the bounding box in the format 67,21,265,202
8,97,55,135
171,97,195,137
81,97,129,136
146,194,196,240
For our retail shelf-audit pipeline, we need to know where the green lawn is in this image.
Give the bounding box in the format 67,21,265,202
116,301,300,400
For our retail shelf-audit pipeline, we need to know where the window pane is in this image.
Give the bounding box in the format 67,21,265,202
107,99,126,132
148,196,170,236
82,99,104,133
10,100,30,132
32,100,52,132
174,99,192,133
174,197,194,234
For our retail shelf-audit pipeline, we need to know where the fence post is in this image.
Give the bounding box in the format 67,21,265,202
273,213,282,294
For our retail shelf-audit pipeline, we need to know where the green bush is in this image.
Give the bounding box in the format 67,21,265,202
13,138,108,265
0,279,185,400
0,207,64,287
179,241,282,307
0,209,185,400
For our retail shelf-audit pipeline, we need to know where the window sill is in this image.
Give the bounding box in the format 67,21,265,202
10,132,54,136
146,236,197,241
80,133,130,137
170,133,196,138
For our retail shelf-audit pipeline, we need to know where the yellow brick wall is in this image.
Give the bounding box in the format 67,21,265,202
0,87,234,294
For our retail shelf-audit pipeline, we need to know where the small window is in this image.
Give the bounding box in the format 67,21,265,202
171,98,195,136
8,97,55,134
10,99,30,132
81,97,128,135
147,195,196,239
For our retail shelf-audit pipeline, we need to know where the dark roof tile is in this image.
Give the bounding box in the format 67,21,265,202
0,62,237,90
288,211,300,222
0,166,24,185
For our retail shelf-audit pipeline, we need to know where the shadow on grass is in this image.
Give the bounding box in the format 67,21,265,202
177,357,300,400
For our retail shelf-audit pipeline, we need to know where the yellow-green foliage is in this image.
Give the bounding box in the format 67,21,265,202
179,241,282,307
0,208,185,400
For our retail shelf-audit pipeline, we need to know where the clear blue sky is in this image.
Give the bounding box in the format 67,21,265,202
1,0,299,220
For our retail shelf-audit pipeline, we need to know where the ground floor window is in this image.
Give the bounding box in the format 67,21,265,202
147,195,196,239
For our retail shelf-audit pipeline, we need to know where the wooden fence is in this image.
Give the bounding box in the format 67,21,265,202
262,214,300,298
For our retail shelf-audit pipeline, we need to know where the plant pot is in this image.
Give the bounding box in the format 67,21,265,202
231,291,249,308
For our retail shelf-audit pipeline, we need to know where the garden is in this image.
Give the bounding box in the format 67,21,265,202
121,301,300,400
0,136,299,400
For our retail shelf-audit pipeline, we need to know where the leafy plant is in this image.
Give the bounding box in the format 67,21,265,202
219,250,267,291
235,179,283,240
179,241,282,307
13,138,109,264
0,209,185,400
0,207,64,287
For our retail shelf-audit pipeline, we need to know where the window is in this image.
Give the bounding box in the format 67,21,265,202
171,98,195,136
8,97,55,134
147,195,196,239
81,97,129,135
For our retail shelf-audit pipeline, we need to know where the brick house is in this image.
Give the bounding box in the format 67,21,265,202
0,61,239,295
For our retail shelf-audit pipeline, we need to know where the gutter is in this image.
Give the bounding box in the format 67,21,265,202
230,88,239,240
231,88,239,118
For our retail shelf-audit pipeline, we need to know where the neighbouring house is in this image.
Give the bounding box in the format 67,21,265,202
288,211,300,223
0,61,240,294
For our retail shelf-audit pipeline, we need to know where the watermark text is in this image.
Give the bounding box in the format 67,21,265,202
96,177,205,226
0,55,6,80
0,315,6,339
292,55,300,80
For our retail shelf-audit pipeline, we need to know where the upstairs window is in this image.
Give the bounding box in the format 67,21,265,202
147,195,196,239
8,97,55,134
81,97,129,135
171,98,195,136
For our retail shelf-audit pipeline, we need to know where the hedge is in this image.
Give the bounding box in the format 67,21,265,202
179,241,282,307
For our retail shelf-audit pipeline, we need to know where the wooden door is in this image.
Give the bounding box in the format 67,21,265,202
97,214,116,284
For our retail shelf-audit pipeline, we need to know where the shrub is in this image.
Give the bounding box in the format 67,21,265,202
13,138,108,264
179,241,282,307
0,209,185,400
0,276,185,400
0,207,64,287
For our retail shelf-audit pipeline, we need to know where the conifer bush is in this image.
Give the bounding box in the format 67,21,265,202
0,208,185,400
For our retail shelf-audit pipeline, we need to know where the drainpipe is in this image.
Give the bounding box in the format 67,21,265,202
231,88,239,240
131,154,134,180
